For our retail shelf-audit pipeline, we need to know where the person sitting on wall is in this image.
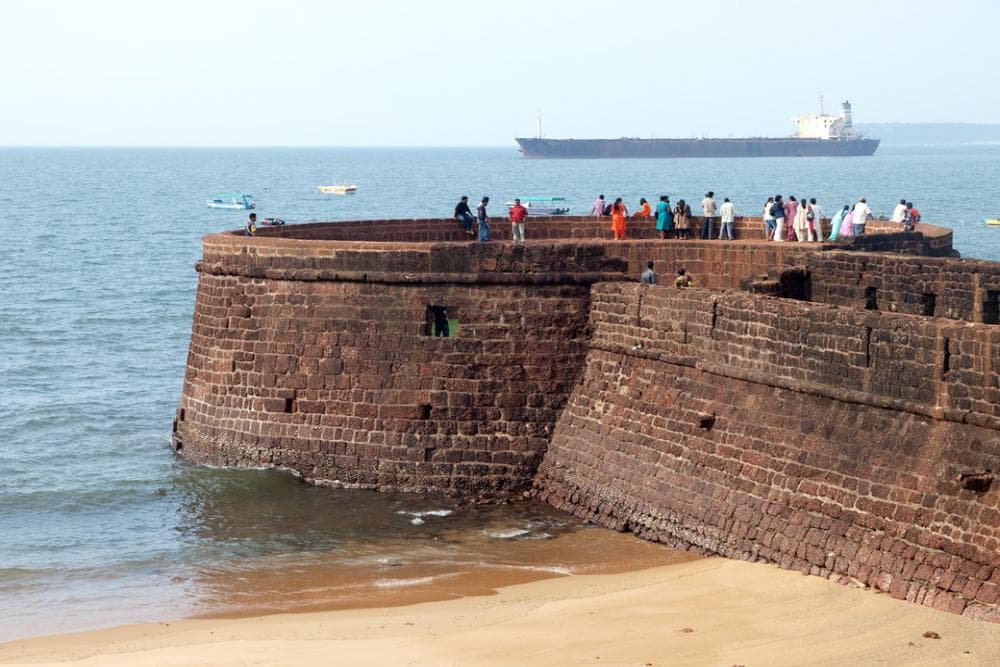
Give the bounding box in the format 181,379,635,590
244,212,257,236
633,197,652,220
905,201,921,231
641,260,658,285
454,196,475,237
592,194,607,217
430,305,449,337
674,267,694,288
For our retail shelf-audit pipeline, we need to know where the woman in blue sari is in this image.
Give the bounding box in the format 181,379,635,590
828,205,850,241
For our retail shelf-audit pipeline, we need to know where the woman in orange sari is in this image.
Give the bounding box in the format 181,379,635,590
611,197,629,239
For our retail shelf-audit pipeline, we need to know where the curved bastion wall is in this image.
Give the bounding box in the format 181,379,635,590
173,228,637,492
174,216,997,619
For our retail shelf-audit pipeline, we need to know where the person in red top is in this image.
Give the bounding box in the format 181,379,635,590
905,201,920,231
509,198,528,243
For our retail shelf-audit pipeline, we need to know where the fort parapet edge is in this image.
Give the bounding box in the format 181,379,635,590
173,215,998,623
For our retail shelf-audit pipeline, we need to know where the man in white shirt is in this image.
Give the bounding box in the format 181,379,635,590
718,198,736,240
700,191,717,239
853,198,872,236
891,199,908,224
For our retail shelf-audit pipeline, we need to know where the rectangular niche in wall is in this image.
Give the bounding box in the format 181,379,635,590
425,305,459,337
983,290,1000,325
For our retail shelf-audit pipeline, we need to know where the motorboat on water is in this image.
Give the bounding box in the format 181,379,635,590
318,184,358,194
207,193,255,209
985,217,1000,227
505,196,570,215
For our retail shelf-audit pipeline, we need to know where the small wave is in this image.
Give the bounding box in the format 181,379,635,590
396,509,453,524
374,575,439,589
485,528,531,539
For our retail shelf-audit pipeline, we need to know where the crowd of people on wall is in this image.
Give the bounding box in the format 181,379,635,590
449,194,921,245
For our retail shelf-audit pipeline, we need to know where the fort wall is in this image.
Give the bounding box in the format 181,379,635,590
174,234,627,492
533,283,1000,621
174,216,996,620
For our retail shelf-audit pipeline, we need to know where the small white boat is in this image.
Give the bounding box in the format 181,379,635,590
505,196,569,215
207,193,254,209
318,184,358,194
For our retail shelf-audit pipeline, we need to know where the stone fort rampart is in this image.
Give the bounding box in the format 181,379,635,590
173,216,998,621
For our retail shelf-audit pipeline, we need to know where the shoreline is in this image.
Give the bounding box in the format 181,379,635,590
2,558,997,667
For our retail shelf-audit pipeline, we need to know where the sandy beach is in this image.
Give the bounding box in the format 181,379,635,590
2,557,997,667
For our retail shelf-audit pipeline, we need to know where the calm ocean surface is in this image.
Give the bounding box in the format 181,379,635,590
2,145,999,641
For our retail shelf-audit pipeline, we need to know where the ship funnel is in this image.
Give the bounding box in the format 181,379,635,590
840,101,854,130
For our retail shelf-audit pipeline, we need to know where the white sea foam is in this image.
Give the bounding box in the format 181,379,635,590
373,575,439,589
396,509,454,524
485,528,531,539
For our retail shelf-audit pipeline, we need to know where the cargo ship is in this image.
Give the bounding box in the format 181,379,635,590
515,100,879,159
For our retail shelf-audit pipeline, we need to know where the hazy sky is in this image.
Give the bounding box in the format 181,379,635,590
2,0,998,145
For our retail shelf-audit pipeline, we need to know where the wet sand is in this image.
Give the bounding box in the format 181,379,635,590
2,557,997,667
187,526,699,620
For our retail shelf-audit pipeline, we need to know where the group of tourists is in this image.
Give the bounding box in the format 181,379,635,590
593,192,737,241
454,195,529,244
452,194,922,245
762,195,829,242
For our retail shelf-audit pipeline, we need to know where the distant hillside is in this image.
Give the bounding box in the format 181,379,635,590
856,123,1000,144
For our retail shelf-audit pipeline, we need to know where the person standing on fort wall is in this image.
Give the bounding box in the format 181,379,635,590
828,205,849,241
808,198,825,242
700,191,717,239
476,196,492,242
772,195,786,242
655,196,673,239
785,196,799,241
454,196,475,237
611,197,629,240
852,198,872,236
509,198,528,244
762,196,775,240
592,194,607,216
718,197,735,240
793,197,809,242
244,212,257,236
839,205,856,238
674,199,692,239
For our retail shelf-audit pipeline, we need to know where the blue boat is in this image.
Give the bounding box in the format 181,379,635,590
207,193,255,210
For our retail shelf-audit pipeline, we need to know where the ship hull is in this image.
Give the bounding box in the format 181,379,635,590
514,137,880,159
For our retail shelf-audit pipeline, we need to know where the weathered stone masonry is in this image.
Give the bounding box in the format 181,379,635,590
175,232,628,491
174,217,998,620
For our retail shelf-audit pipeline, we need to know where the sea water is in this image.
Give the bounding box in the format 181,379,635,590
1,145,999,641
